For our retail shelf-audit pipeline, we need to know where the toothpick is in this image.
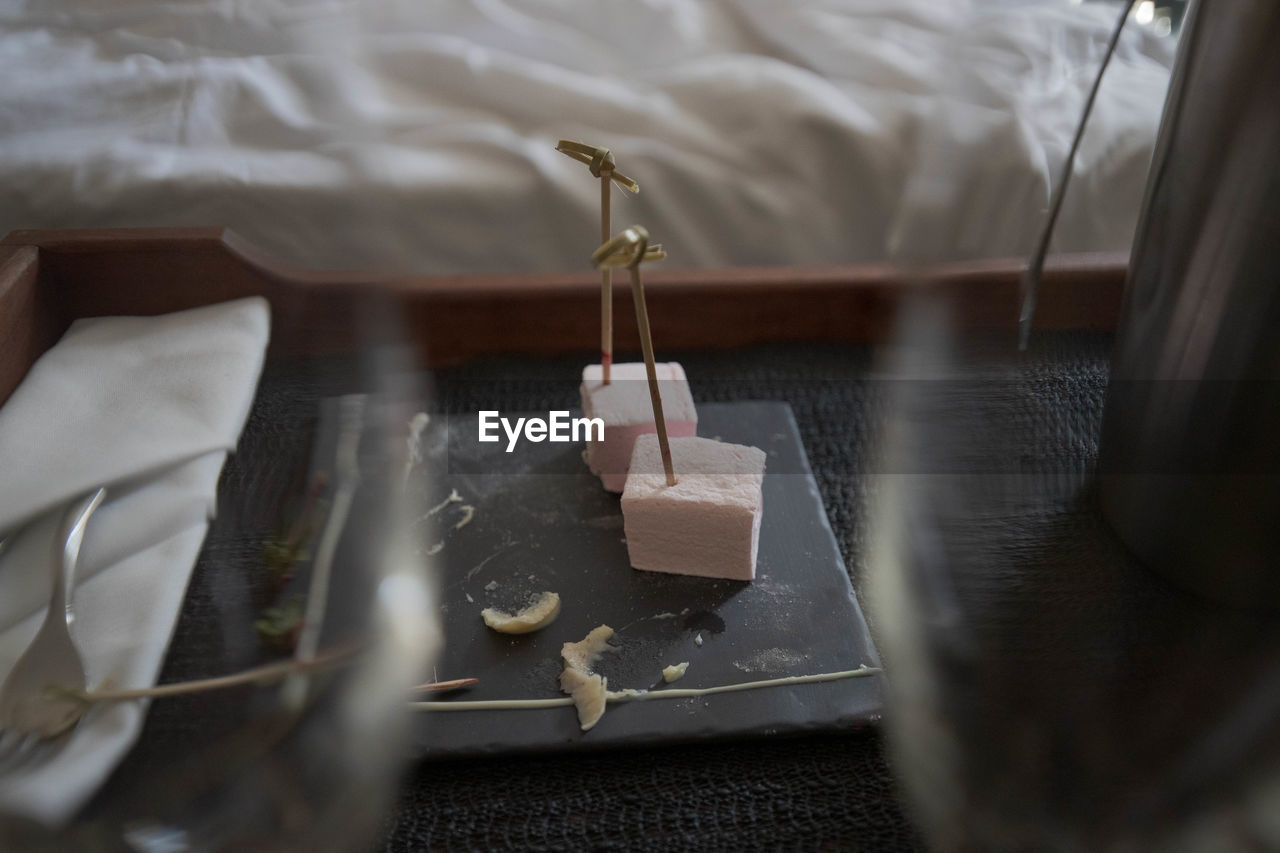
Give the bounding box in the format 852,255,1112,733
601,167,612,383
556,140,640,385
282,394,364,713
628,252,677,487
60,644,359,704
592,226,676,486
410,677,479,693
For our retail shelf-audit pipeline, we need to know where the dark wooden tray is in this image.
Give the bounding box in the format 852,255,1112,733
0,226,1129,833
0,226,1126,407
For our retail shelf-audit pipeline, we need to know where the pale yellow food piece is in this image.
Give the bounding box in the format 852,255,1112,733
480,591,561,634
560,624,615,730
560,668,607,731
662,662,689,683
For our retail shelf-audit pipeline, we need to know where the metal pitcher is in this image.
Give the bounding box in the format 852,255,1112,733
1099,0,1280,608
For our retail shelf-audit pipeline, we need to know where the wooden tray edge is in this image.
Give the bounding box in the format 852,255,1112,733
1,226,1127,407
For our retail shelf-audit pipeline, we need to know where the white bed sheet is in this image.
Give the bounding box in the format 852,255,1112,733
0,0,1175,274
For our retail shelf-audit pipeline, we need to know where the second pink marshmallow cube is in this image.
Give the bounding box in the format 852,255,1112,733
579,362,698,492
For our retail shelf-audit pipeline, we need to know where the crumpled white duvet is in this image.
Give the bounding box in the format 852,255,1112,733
0,0,1175,274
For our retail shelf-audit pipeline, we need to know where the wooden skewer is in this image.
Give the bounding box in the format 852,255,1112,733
628,252,676,487
410,677,479,693
592,226,677,487
600,164,613,384
55,648,476,705
61,644,358,704
556,140,641,385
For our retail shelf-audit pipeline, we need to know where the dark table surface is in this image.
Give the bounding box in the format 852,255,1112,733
381,339,932,852
69,338,924,851
99,328,1279,852
392,329,1280,852
380,329,1138,852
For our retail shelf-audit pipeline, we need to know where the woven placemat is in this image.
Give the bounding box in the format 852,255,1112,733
87,333,1117,850
377,334,1113,851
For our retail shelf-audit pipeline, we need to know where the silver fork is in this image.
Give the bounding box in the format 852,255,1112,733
0,488,105,775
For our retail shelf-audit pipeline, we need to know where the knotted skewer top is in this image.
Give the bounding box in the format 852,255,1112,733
556,140,640,193
591,225,666,269
590,224,677,487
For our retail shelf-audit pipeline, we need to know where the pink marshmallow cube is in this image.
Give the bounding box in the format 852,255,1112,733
580,362,698,493
621,435,767,581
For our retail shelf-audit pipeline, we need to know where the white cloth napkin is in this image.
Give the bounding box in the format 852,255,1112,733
0,297,270,826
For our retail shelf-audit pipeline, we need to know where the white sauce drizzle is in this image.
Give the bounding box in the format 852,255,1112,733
424,488,463,519
408,666,881,712
402,412,430,487
462,545,516,585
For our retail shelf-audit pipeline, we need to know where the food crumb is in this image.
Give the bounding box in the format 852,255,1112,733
424,489,463,518
484,580,499,591
561,625,615,731
481,591,561,635
695,633,703,647
402,413,431,485
662,662,690,683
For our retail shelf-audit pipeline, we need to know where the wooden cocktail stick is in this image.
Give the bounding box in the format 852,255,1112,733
601,163,612,383
592,226,676,486
556,140,640,385
58,648,476,705
60,644,359,704
410,677,479,694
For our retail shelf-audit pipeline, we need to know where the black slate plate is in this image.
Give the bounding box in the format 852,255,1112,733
410,402,882,756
